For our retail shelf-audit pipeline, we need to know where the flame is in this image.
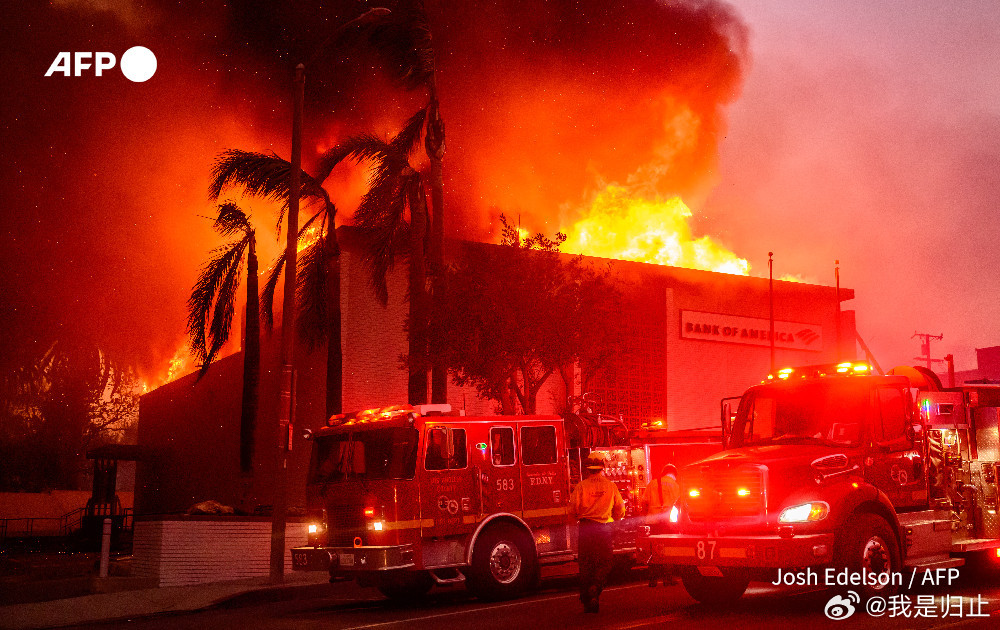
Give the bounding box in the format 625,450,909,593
140,344,198,393
561,186,749,275
297,225,323,253
163,345,196,384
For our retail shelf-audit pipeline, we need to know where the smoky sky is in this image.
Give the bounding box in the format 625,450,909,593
705,0,1000,372
1,0,748,380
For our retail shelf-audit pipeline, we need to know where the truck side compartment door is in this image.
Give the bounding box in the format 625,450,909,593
420,425,478,539
481,426,524,517
866,386,928,509
519,422,571,553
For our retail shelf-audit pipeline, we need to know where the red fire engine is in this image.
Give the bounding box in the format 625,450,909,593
291,403,662,600
644,361,1000,604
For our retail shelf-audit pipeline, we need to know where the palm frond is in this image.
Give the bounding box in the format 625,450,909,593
390,108,428,159
356,169,414,304
259,211,327,331
367,0,436,91
260,252,285,333
187,239,248,372
296,236,329,349
213,201,252,239
315,134,394,183
209,149,326,204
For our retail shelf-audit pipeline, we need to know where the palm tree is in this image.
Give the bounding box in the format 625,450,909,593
316,110,431,404
366,0,448,402
186,202,260,474
208,151,345,419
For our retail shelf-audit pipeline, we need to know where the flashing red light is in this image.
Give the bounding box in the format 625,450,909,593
363,507,375,517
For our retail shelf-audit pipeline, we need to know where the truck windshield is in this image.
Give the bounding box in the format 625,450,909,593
310,427,419,483
731,380,868,448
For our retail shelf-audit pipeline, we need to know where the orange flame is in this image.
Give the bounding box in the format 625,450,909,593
163,345,196,385
561,186,749,275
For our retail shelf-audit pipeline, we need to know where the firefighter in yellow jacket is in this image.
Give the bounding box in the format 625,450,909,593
569,452,625,613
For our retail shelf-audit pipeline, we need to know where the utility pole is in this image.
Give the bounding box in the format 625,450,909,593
912,331,944,371
270,7,391,586
270,62,304,585
768,252,775,373
835,260,841,362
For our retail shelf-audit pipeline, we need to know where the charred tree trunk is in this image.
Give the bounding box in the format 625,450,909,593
325,229,343,418
425,98,448,404
500,373,518,415
239,237,260,475
407,174,429,405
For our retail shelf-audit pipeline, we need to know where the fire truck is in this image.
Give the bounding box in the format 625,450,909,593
644,361,1000,604
291,403,661,600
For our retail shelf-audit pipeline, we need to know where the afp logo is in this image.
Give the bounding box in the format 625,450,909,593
44,46,157,82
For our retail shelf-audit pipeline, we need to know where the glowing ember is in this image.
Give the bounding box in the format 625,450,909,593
561,186,750,275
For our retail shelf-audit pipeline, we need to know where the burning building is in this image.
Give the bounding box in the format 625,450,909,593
135,227,855,516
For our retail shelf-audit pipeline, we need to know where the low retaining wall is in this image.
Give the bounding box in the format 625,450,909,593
132,516,308,587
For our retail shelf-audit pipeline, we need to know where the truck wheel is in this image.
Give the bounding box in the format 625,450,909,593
680,567,750,604
376,570,434,602
467,524,536,601
834,513,900,596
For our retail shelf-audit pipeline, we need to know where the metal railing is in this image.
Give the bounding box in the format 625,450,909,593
0,504,133,546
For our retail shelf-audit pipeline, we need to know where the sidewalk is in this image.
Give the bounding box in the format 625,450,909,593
0,571,331,630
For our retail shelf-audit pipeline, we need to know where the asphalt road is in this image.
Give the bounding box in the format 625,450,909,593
75,565,1000,630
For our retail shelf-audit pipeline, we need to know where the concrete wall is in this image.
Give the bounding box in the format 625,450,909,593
131,516,307,587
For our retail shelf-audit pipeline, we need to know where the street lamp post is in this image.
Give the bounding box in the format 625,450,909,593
270,7,390,585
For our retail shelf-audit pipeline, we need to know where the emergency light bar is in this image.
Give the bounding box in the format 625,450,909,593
764,362,872,382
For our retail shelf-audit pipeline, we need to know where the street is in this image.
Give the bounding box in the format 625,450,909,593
77,564,1000,629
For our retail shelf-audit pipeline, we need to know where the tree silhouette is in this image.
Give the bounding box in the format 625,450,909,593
186,201,260,473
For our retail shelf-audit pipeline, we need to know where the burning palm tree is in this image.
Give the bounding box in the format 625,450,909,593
316,110,431,404
186,201,260,474
208,151,344,419
365,0,448,402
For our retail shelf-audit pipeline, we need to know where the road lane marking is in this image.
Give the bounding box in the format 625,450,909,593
342,583,648,629
610,612,685,629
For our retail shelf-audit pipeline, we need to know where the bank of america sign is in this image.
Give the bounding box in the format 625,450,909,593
680,310,823,352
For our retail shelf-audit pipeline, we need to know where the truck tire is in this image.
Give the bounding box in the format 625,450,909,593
467,524,536,601
680,567,750,604
834,513,900,596
376,570,434,602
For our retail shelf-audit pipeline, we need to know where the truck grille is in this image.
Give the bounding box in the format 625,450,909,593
684,465,765,520
327,504,366,545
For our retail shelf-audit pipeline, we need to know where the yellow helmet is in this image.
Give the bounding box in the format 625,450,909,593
584,453,606,470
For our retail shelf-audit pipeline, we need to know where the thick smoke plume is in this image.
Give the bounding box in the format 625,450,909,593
1,0,749,380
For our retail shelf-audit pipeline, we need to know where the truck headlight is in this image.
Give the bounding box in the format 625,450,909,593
778,502,829,523
308,524,319,534
668,505,679,523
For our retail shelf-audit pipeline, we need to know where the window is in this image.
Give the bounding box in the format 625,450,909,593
521,426,557,465
310,428,419,483
490,427,515,466
425,427,467,471
731,380,868,447
878,388,908,442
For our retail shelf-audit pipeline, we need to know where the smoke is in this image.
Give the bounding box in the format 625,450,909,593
1,0,749,380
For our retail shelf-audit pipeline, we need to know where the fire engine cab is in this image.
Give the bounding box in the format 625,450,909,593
291,404,648,600
644,362,1000,604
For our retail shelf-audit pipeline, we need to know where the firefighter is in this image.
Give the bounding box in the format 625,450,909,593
570,452,625,613
645,463,680,587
